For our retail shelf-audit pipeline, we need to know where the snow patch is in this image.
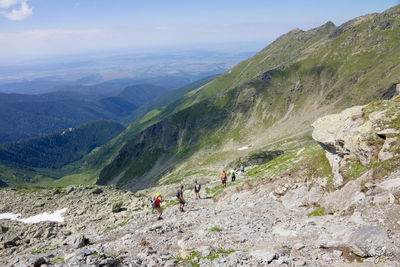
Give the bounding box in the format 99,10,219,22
238,144,252,151
0,208,67,224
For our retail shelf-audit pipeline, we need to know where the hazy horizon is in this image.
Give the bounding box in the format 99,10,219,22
1,0,398,64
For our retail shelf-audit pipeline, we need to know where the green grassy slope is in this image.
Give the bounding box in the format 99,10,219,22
125,74,219,123
96,5,400,190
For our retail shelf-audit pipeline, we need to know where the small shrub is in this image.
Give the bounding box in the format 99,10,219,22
307,207,326,217
210,226,221,232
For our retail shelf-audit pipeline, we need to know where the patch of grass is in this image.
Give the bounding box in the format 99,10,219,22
340,158,368,182
104,218,130,233
305,147,333,180
51,257,65,264
31,249,42,255
307,207,326,217
174,248,238,265
205,248,237,261
210,226,221,232
16,186,46,195
165,199,180,208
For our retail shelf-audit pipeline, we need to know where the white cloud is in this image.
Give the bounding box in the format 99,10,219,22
0,0,20,9
0,0,32,21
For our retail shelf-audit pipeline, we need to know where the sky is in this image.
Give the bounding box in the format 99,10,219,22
0,0,399,64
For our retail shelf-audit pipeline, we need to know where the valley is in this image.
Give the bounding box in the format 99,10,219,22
0,3,399,267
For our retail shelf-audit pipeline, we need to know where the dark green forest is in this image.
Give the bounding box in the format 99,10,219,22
0,120,125,169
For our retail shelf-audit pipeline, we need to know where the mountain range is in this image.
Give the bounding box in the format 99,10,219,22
0,75,217,144
0,5,399,191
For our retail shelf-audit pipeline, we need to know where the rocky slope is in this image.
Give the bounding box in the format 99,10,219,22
1,96,400,266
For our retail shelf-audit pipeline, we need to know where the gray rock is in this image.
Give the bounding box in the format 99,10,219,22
312,105,372,163
250,250,276,263
146,246,157,255
295,259,306,266
347,225,390,257
199,246,211,257
364,182,375,189
65,234,88,248
97,257,119,267
373,193,395,205
165,259,178,266
27,256,47,267
378,137,397,162
112,201,123,213
75,248,96,260
91,188,103,195
3,240,17,248
293,242,305,250
274,186,288,196
1,225,9,233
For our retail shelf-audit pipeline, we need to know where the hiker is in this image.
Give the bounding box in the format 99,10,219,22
240,163,245,174
231,168,236,182
152,193,163,220
194,181,201,200
220,170,227,188
176,185,185,212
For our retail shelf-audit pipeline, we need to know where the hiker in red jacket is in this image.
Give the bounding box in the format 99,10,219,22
153,193,163,220
221,170,227,188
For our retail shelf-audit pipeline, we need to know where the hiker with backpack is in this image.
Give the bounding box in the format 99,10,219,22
240,163,245,174
151,193,163,220
220,170,227,188
194,181,201,200
176,185,185,212
231,168,236,182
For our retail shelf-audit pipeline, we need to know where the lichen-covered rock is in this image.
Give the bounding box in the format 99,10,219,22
379,137,398,161
312,105,374,164
312,96,400,187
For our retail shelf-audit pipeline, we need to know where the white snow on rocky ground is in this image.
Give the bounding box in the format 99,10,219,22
0,208,67,224
238,144,252,151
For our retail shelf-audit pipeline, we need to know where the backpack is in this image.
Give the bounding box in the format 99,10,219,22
221,173,227,181
195,184,201,191
232,171,236,178
151,199,157,208
176,190,181,198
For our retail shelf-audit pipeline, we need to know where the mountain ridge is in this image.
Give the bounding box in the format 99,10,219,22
97,5,400,190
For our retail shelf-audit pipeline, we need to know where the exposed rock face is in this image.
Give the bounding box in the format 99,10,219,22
312,96,400,187
348,226,391,257
312,105,372,161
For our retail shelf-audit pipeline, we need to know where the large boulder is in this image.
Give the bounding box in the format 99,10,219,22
312,97,400,187
347,225,391,257
64,234,89,248
312,105,374,165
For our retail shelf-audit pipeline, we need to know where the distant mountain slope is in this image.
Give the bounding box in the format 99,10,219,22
0,84,169,144
117,84,169,106
0,120,125,170
125,74,218,123
0,179,8,187
0,98,129,144
0,75,221,186
97,5,400,190
0,91,87,103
